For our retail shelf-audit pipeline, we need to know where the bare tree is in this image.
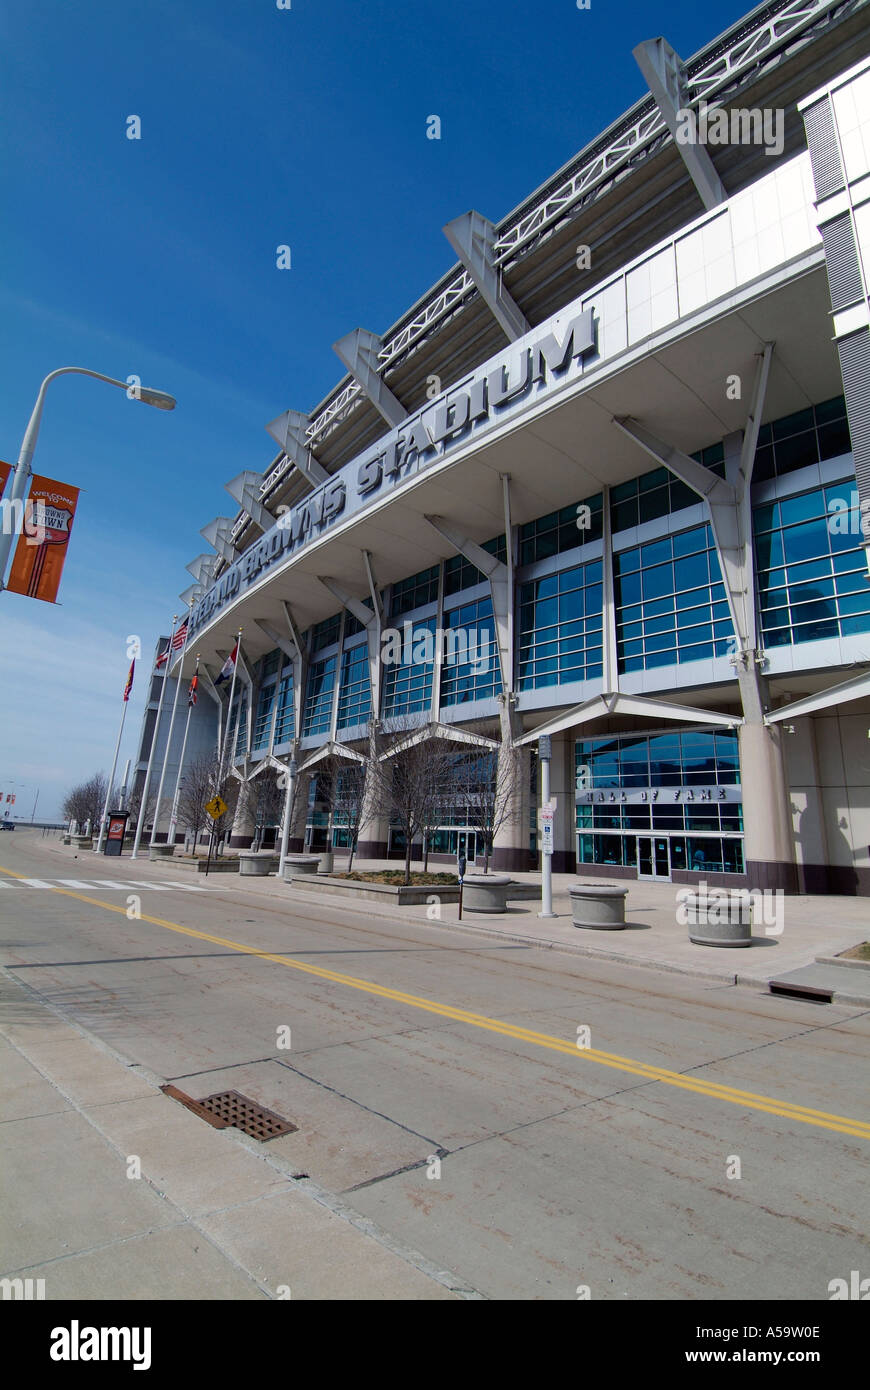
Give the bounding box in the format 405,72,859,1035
177,751,234,855
247,769,284,849
62,772,108,830
367,721,459,885
450,726,521,873
314,751,370,871
126,783,157,836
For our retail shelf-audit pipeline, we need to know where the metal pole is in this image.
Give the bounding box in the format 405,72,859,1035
150,630,190,849
539,735,555,919
95,697,129,853
0,367,174,593
208,630,242,869
277,753,298,876
131,619,178,859
118,760,131,812
167,657,198,846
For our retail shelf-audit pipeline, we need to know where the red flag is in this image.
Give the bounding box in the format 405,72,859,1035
123,659,135,702
188,674,198,707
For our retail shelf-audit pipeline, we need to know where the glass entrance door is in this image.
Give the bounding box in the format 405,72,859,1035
636,836,671,881
456,831,476,863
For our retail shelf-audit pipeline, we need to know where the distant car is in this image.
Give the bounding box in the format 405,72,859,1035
1,820,15,830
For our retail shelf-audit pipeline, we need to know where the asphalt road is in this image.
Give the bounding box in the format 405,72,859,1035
2,832,868,1301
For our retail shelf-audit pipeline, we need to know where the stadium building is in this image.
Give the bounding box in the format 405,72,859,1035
172,0,870,894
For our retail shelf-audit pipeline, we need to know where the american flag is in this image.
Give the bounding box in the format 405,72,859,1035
155,620,189,668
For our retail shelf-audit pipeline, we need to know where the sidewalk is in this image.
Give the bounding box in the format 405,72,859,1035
211,855,870,995
0,970,469,1301
38,834,870,994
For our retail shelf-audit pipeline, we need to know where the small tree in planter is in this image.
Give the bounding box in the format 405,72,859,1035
452,731,521,874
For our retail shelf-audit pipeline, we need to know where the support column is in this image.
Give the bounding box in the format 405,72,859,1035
228,778,256,849
736,665,798,893
547,733,575,874
492,698,532,872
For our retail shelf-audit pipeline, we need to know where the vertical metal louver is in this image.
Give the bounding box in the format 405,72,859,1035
802,97,845,200
820,214,865,310
838,329,870,505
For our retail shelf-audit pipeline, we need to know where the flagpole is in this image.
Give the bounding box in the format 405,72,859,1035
94,689,130,854
218,630,243,786
149,612,192,851
131,617,178,860
167,655,198,847
208,629,242,865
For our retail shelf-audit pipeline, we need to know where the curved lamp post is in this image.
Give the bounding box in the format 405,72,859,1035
0,366,176,592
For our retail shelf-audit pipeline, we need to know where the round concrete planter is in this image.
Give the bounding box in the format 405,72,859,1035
318,850,334,875
282,855,321,883
462,874,511,913
239,850,274,877
685,891,752,947
149,844,175,861
569,883,628,929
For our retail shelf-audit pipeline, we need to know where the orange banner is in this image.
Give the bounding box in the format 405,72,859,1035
6,474,80,604
0,462,11,499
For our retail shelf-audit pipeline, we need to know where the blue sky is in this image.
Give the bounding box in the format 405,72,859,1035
0,0,750,820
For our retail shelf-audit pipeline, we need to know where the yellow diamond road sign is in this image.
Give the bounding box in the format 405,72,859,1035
206,795,228,820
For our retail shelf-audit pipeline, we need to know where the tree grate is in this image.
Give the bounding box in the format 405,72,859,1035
161,1084,297,1140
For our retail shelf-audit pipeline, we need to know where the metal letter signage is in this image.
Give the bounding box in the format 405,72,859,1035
189,305,597,638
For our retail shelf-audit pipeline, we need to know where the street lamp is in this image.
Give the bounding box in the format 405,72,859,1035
0,366,177,593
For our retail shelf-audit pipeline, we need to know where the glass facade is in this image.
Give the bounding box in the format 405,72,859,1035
575,731,743,874
274,671,294,745
382,618,436,715
752,396,851,482
518,560,603,688
391,566,439,617
519,494,603,565
754,484,870,646
337,641,371,729
253,683,275,751
615,523,733,671
444,535,506,594
303,656,336,737
440,597,499,705
233,695,248,758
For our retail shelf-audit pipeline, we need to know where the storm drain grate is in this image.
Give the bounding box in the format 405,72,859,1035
161,1084,297,1140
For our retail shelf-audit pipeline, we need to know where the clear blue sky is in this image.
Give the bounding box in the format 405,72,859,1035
0,0,750,820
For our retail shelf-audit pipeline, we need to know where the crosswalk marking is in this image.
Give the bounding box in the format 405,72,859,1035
1,878,210,893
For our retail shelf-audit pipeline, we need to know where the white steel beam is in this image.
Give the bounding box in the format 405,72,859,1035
333,329,407,428
443,211,530,342
265,410,329,489
224,471,274,532
633,38,726,210
765,669,870,722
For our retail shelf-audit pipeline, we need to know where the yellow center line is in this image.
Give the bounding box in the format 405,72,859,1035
3,865,869,1141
